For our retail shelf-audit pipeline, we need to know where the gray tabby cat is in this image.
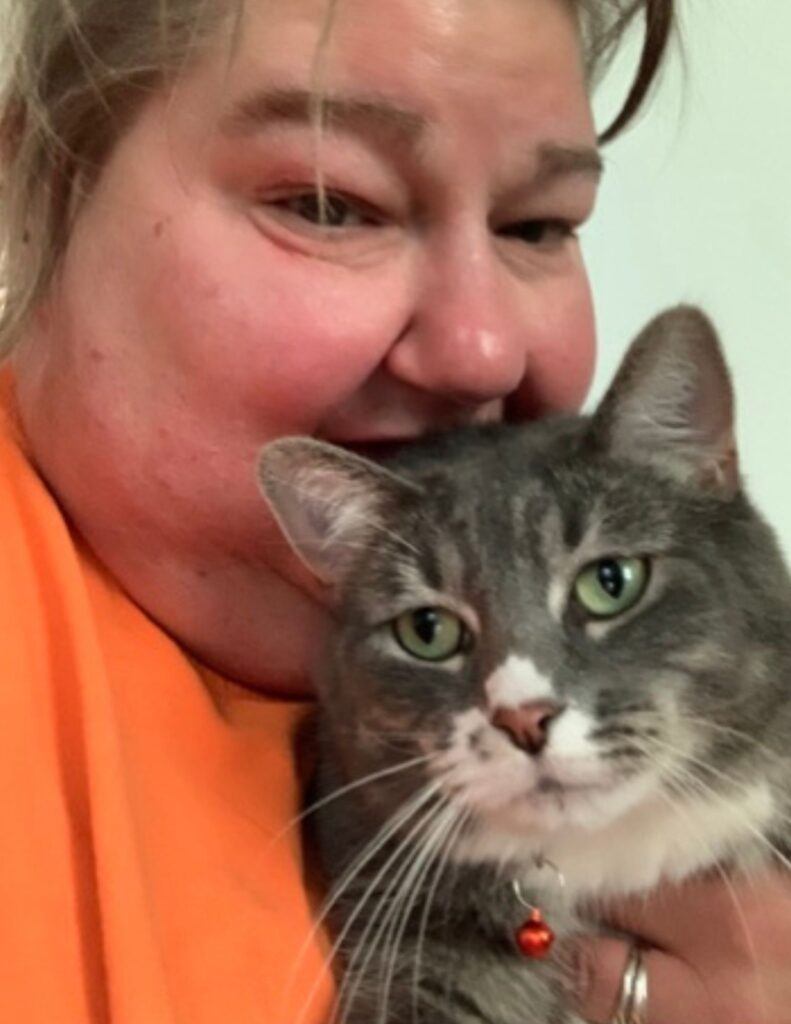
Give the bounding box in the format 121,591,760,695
258,306,791,1024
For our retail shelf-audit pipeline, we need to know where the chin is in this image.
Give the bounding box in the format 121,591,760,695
449,770,664,887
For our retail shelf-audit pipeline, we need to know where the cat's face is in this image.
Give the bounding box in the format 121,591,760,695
306,429,758,841
259,307,791,892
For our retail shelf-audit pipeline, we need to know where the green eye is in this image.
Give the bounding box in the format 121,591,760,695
392,607,468,662
573,557,649,618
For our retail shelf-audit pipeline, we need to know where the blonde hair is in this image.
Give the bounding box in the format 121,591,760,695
0,0,673,357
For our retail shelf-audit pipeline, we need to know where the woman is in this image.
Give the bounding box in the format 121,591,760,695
0,1,789,1022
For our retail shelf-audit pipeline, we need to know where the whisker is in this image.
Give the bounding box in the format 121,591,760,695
331,795,451,1024
681,714,787,755
411,808,471,1021
631,731,791,882
647,733,791,835
289,780,442,1024
667,759,791,875
271,753,432,845
375,804,460,1023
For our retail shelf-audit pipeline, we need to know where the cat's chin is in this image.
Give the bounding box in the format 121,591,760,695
448,770,661,872
480,772,651,836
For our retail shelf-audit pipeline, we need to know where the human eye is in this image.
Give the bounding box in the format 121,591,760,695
267,188,384,231
496,217,578,248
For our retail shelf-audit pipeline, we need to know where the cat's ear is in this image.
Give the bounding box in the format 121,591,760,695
588,305,739,497
257,437,420,584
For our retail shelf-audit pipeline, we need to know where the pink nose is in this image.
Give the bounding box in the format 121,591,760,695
490,700,565,755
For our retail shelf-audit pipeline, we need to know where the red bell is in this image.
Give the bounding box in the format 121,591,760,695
515,908,555,959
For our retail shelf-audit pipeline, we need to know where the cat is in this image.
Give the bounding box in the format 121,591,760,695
258,305,791,1024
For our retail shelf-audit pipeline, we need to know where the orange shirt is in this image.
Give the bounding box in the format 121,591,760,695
0,380,333,1023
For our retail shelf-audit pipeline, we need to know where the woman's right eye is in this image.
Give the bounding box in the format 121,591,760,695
270,190,379,230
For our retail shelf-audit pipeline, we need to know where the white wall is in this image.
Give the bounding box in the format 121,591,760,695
583,1,791,556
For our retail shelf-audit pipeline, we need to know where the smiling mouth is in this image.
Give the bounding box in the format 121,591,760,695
335,439,415,462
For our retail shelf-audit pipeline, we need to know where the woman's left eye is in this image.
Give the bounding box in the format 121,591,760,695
271,190,379,229
573,557,649,619
497,218,576,247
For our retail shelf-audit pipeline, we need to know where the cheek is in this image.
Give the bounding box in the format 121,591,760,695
136,213,408,437
507,265,595,420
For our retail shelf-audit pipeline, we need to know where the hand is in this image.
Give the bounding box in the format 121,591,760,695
574,868,791,1024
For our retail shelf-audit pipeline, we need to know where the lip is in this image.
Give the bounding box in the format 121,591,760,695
327,438,421,463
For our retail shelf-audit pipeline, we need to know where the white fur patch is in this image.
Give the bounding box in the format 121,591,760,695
484,654,555,709
544,706,594,761
453,778,777,901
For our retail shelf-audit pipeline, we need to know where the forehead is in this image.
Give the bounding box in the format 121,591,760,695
232,0,586,75
189,0,594,150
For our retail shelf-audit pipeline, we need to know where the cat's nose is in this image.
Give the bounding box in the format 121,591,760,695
490,700,565,755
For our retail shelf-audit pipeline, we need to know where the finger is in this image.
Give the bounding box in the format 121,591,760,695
574,936,630,1024
593,870,791,954
574,936,715,1024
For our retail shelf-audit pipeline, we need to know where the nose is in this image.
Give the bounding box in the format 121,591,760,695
386,237,528,409
490,700,565,756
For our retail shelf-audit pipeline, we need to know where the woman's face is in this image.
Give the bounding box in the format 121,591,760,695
14,0,599,595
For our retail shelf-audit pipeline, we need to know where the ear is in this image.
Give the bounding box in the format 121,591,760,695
257,437,421,585
588,305,739,497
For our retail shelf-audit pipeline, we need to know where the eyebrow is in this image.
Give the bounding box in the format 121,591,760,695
531,143,604,187
221,86,603,185
221,86,426,146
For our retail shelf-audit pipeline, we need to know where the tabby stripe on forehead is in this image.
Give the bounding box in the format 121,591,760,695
539,506,568,622
538,505,565,566
540,500,608,623
406,527,446,591
427,532,468,595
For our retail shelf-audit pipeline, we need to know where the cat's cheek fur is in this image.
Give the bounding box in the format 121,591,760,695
554,778,777,899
